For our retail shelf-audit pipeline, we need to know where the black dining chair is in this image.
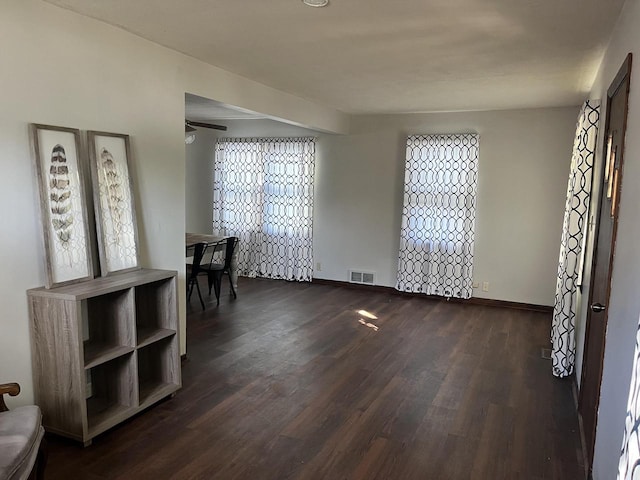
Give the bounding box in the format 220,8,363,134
201,237,238,306
186,242,208,310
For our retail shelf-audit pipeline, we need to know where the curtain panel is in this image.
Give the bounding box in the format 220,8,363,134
551,100,600,378
212,137,315,282
619,319,640,479
396,134,479,299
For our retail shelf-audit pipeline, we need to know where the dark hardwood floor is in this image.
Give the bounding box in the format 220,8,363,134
46,277,585,479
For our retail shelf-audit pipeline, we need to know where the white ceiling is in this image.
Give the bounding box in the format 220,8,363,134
46,0,625,114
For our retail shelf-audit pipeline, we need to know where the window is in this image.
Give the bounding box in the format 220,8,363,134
396,134,479,299
213,137,315,281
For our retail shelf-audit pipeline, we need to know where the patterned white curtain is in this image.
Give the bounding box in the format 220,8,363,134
618,319,640,480
396,134,479,299
212,137,315,281
551,100,600,378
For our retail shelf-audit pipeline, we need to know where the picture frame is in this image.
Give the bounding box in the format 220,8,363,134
30,124,94,288
87,131,141,276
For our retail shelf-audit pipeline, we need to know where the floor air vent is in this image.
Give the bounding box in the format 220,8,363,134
349,270,375,285
541,348,552,360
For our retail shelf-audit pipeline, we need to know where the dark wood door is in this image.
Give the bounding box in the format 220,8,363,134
579,53,632,473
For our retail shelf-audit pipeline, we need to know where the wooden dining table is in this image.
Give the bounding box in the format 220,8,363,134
185,233,238,290
185,233,227,248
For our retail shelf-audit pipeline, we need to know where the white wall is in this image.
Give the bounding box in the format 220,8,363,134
217,119,323,138
0,0,347,407
185,128,219,234
577,0,640,477
314,109,577,306
189,108,576,306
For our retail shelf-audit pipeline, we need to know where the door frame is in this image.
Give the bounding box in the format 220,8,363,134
578,52,632,473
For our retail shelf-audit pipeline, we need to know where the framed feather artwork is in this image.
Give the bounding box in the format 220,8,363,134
30,124,94,288
87,131,141,276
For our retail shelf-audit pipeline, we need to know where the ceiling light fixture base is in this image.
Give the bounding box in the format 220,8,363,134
302,0,329,7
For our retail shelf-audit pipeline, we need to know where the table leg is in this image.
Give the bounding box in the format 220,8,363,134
230,246,239,290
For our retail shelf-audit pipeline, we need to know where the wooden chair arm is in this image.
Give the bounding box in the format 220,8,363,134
0,382,20,412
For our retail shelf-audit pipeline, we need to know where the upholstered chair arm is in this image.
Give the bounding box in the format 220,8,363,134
0,382,20,411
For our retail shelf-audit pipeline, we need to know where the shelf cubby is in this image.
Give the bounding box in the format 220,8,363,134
137,335,180,408
135,278,177,348
83,288,135,368
86,352,137,437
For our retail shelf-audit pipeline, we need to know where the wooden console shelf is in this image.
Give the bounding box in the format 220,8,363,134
27,268,181,446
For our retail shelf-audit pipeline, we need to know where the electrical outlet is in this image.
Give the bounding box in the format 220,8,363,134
472,282,479,289
482,281,489,292
316,262,322,271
